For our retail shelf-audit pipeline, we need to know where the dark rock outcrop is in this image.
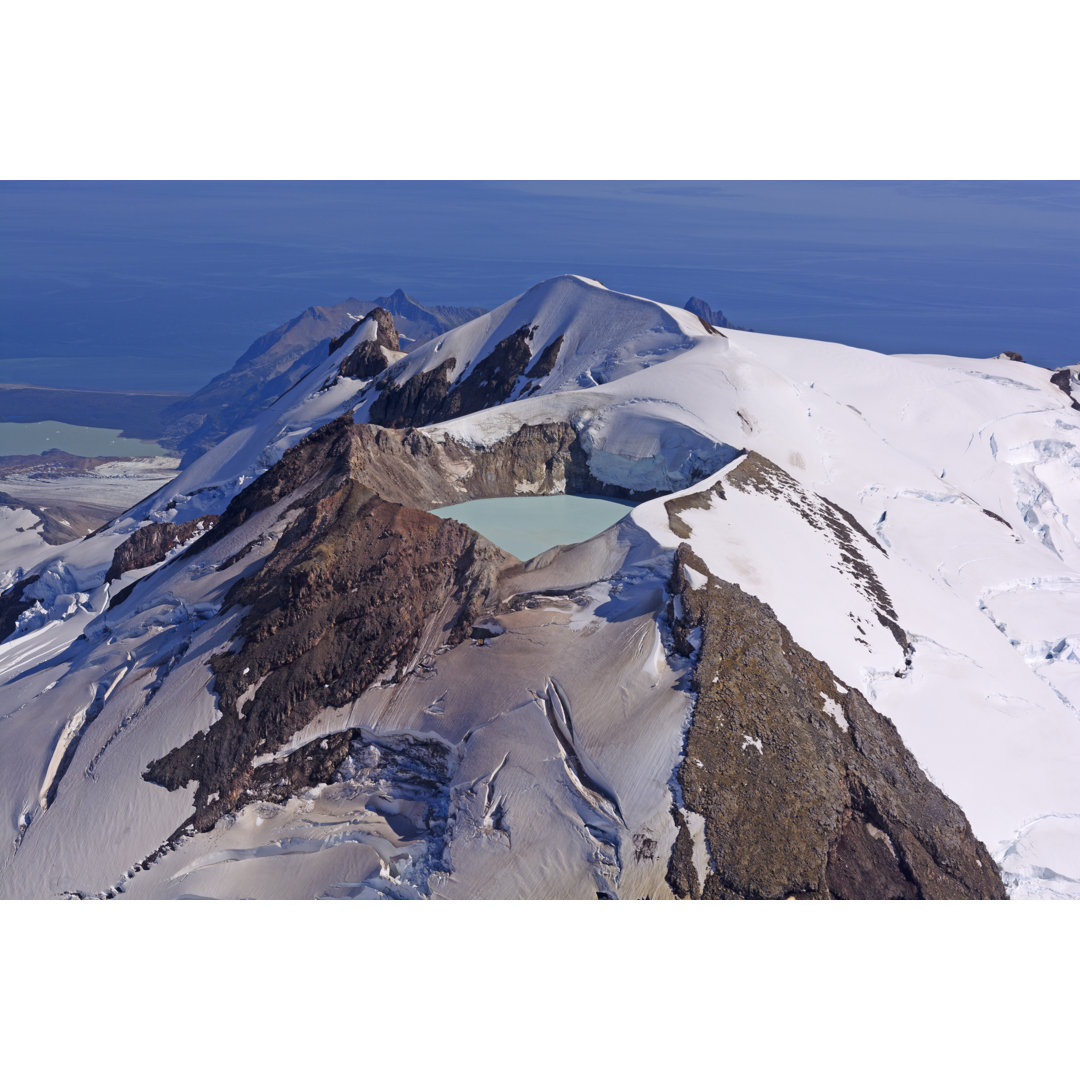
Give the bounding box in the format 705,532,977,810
332,306,401,363
106,515,219,582
369,356,457,429
0,574,40,643
144,474,509,831
338,339,390,380
1002,351,1025,363
666,544,1007,899
528,334,564,378
369,325,554,429
1051,367,1080,411
185,413,360,560
439,325,536,419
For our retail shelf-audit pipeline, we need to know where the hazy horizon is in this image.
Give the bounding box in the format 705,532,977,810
2,180,1077,392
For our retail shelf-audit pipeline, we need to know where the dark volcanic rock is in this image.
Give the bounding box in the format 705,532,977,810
439,325,536,419
1051,367,1080,411
1002,351,1025,363
106,515,219,582
369,356,457,429
0,574,40,643
339,419,663,506
338,339,390,380
528,334,564,378
144,475,507,831
334,307,401,382
666,544,1007,900
369,325,552,429
185,413,360,560
364,306,400,351
332,306,401,363
666,816,703,899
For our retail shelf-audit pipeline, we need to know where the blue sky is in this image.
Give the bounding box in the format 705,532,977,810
1,181,1076,391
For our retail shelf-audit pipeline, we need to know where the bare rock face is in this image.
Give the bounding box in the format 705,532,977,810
667,544,1007,900
335,307,401,381
370,325,556,429
1051,366,1080,411
369,356,457,428
438,325,536,419
0,574,40,644
528,334,564,378
365,306,401,351
338,340,389,380
106,515,219,582
144,476,508,831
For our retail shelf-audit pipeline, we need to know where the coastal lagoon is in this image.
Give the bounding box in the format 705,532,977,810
431,494,635,561
0,421,171,458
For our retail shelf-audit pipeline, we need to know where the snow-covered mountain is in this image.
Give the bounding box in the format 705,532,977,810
1,274,1077,899
159,291,486,462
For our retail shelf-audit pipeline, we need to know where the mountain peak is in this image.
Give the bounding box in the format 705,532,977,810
684,296,734,329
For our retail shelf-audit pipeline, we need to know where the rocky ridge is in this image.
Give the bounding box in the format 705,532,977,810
666,543,1006,899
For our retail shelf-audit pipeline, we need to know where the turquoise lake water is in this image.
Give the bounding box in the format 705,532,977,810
0,421,171,458
431,494,635,560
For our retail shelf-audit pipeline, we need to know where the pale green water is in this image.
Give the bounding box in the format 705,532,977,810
431,494,635,561
0,420,171,458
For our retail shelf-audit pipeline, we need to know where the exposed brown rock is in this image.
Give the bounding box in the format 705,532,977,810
338,339,390,380
185,412,360,560
328,319,363,355
666,816,702,899
335,307,401,380
439,325,535,419
666,544,1007,899
144,476,509,831
370,325,554,429
369,356,457,429
106,515,219,582
365,306,401,351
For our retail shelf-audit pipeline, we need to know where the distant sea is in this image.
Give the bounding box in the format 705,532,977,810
1,181,1076,393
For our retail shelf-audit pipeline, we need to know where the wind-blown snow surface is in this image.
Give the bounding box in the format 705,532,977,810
1,275,1078,898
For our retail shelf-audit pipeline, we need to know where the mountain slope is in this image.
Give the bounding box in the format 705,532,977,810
159,291,487,463
1,275,1076,899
